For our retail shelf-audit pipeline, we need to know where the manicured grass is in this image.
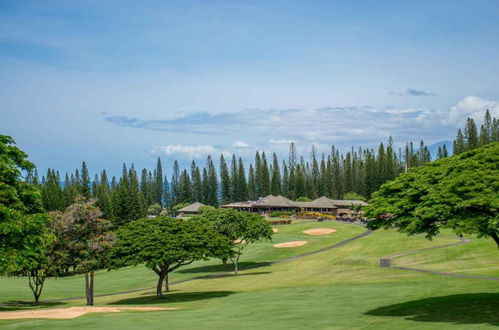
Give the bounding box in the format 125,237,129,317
2,224,499,329
0,221,362,303
394,235,499,277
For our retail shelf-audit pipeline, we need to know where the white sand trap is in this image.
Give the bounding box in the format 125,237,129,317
273,240,308,248
0,306,176,320
233,239,246,244
272,228,278,233
303,228,337,236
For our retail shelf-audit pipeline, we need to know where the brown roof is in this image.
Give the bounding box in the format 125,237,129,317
329,199,369,207
296,196,339,209
255,195,296,207
178,202,206,212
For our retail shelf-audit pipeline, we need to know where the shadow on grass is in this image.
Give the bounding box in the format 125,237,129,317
177,262,271,274
0,301,67,312
365,293,499,326
109,291,235,305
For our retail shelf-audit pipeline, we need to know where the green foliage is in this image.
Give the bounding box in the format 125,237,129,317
196,208,273,274
109,216,230,297
295,196,311,202
343,192,367,201
366,143,499,246
172,202,189,212
147,203,162,216
198,205,215,214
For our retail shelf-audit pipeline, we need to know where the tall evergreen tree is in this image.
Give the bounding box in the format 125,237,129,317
464,117,479,150
81,162,91,198
220,155,231,204
270,153,281,195
155,157,164,206
247,164,256,200
191,161,203,203
453,129,466,155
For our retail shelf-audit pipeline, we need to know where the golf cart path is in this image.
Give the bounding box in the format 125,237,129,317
379,237,499,281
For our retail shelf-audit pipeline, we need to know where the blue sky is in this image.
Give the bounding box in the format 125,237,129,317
1,0,499,177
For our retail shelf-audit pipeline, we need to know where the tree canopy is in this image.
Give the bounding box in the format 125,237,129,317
109,216,230,297
196,209,273,274
366,142,499,246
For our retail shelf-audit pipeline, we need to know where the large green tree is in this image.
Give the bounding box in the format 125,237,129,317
109,217,230,297
196,209,273,274
366,143,499,247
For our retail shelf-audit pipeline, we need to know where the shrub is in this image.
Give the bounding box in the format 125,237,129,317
270,211,293,218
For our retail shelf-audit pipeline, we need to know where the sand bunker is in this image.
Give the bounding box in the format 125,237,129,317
233,239,246,244
0,306,176,320
273,240,308,248
303,228,337,236
272,228,278,233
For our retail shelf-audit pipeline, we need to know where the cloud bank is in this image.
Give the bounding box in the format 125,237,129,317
389,88,437,97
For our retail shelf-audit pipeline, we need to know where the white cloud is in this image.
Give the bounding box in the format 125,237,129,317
443,95,499,127
150,145,220,158
232,140,252,148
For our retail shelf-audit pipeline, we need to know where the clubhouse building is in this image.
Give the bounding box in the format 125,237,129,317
221,195,368,216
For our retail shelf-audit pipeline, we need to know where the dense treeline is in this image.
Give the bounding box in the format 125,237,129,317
31,111,498,228
452,109,498,154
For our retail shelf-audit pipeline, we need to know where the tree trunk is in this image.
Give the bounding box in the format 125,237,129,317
85,271,94,306
233,256,239,275
156,273,165,298
28,272,45,305
491,233,499,249
222,258,228,272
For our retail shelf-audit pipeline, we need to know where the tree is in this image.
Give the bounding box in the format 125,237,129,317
51,198,115,305
147,203,162,216
109,217,229,297
220,155,231,204
464,117,479,150
0,135,51,282
366,143,499,247
81,162,91,199
270,153,281,195
453,129,466,155
155,157,164,206
343,191,366,201
197,209,273,274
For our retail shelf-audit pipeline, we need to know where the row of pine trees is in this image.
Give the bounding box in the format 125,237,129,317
30,110,497,227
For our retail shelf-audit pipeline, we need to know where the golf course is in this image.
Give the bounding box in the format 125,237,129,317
1,220,498,329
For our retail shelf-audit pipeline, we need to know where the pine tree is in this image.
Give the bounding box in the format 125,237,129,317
247,164,256,200
191,161,203,203
205,155,218,206
236,158,247,200
220,155,231,204
155,157,164,206
230,154,238,201
442,144,448,158
260,152,270,196
270,153,281,195
464,117,479,150
171,160,180,206
81,162,91,198
178,169,192,204
453,129,466,155
254,151,262,197
281,161,289,197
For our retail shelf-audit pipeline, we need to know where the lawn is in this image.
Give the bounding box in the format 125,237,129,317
0,221,363,302
1,222,499,329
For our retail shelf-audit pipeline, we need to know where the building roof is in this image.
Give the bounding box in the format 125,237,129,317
296,196,339,209
329,199,369,207
255,195,296,207
178,202,206,212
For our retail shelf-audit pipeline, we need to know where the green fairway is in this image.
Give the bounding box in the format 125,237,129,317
1,222,499,329
0,221,363,302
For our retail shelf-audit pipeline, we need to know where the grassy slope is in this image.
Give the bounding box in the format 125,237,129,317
0,221,363,302
394,235,499,277
2,224,499,329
